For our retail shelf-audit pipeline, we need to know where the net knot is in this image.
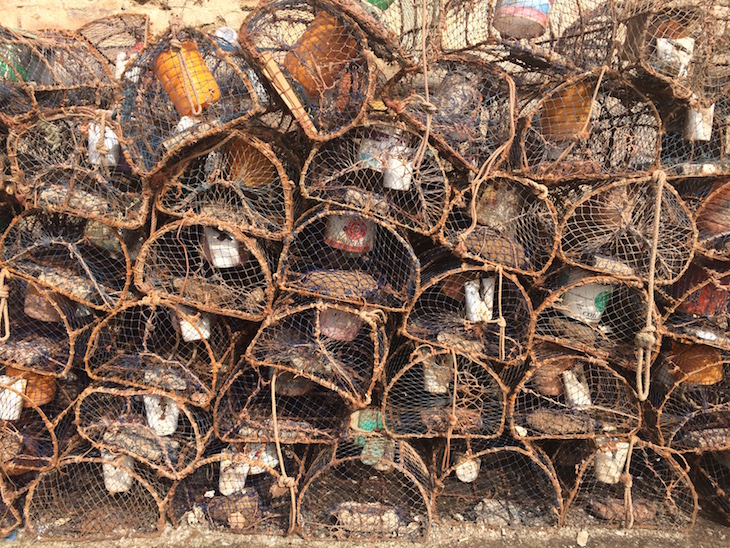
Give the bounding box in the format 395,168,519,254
651,169,667,186
495,317,507,329
533,183,549,201
169,38,183,51
413,96,438,115
619,472,633,489
635,325,656,350
278,475,297,490
448,414,458,427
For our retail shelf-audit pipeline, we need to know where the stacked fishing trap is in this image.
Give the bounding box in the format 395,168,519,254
5,0,730,542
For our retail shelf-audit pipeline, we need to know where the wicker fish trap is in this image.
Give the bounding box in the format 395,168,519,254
689,451,730,524
215,359,351,445
24,440,170,542
402,254,533,365
238,0,375,141
558,177,696,285
519,71,661,181
134,217,276,322
511,344,641,441
156,129,297,240
84,297,234,408
686,178,730,261
297,438,431,540
0,211,131,313
300,122,451,236
532,269,661,372
650,343,730,453
75,383,212,480
381,341,508,440
0,474,21,539
555,438,697,529
168,441,307,535
246,293,389,408
77,14,150,73
116,23,265,177
277,204,418,312
383,53,515,175
441,174,558,276
433,438,563,528
0,27,115,124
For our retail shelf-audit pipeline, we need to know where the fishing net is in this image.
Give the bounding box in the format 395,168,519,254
156,129,297,240
77,14,150,74
0,474,21,539
84,297,235,408
7,109,149,229
555,437,697,529
0,27,115,124
381,341,507,440
558,177,696,285
75,383,212,480
383,53,515,175
441,174,558,276
519,71,661,181
511,343,641,441
689,451,730,524
134,217,276,322
650,343,730,453
277,204,419,312
687,178,730,261
116,22,265,177
300,122,451,236
168,441,308,535
246,293,389,408
0,211,132,313
433,438,563,528
215,359,351,445
298,438,431,540
402,253,533,365
24,440,170,542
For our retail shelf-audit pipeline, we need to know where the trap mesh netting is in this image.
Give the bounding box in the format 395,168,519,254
433,438,563,528
300,122,451,236
167,441,308,535
650,343,730,453
402,254,533,364
116,22,265,177
0,474,22,538
134,217,276,321
511,343,641,441
383,53,515,175
156,130,297,240
381,341,508,439
441,174,558,276
297,438,431,540
553,438,697,529
690,451,730,523
277,205,419,311
24,440,170,542
77,14,150,71
685,178,730,261
84,298,234,408
0,211,131,313
246,293,389,408
215,359,351,445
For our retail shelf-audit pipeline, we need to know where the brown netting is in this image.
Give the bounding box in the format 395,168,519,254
277,204,419,312
442,173,558,276
167,441,308,535
156,129,297,240
402,253,533,365
650,343,730,453
689,451,730,524
77,14,150,71
24,439,170,542
383,53,515,175
555,437,697,529
246,293,389,408
688,178,730,261
511,343,641,441
84,297,235,408
134,217,276,321
558,177,696,285
532,268,661,372
0,27,115,124
297,438,431,540
433,438,563,528
381,341,508,439
238,0,375,141
116,22,265,177
215,359,351,445
0,474,22,539
75,383,212,480
300,122,452,236
0,211,132,313
518,71,661,181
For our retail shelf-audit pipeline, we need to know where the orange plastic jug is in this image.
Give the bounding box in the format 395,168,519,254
540,80,594,144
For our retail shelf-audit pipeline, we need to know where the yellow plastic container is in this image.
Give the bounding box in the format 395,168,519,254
540,81,594,144
154,40,221,117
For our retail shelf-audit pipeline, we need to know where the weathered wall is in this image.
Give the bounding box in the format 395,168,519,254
4,0,260,35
